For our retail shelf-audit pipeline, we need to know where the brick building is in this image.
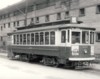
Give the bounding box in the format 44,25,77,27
0,0,100,54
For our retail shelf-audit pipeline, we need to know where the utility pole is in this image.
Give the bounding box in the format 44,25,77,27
24,0,28,27
15,0,28,27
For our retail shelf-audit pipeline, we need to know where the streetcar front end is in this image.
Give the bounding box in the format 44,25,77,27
68,27,95,67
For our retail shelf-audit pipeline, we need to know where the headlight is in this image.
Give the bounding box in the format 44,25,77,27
84,49,88,54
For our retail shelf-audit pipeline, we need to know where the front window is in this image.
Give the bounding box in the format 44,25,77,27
40,32,44,45
72,32,80,44
82,31,89,44
35,33,39,45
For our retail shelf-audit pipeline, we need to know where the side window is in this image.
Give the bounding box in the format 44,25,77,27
50,31,55,44
40,32,44,45
35,33,39,45
45,32,49,44
23,34,26,44
20,34,23,44
27,34,30,44
14,35,17,44
17,35,19,44
61,31,66,43
31,33,34,44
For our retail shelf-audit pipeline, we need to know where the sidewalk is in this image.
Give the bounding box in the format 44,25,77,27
0,53,7,58
93,64,100,70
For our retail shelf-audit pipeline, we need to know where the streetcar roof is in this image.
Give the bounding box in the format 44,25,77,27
9,24,96,34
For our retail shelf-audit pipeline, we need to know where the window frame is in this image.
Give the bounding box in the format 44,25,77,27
71,31,81,44
61,30,66,43
82,31,89,44
57,13,61,20
45,32,50,45
50,31,55,45
96,5,100,14
79,8,85,17
96,32,100,42
40,32,44,45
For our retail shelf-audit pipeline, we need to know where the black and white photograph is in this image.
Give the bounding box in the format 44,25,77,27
0,0,100,79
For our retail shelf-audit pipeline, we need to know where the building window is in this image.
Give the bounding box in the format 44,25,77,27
13,10,20,16
1,26,3,31
1,36,3,41
65,11,69,19
13,22,16,27
4,24,6,28
6,13,10,18
79,8,85,16
28,5,34,12
8,23,10,28
57,13,61,20
36,17,39,23
96,5,100,14
45,15,49,22
0,16,2,20
31,18,34,23
17,21,19,26
96,32,100,42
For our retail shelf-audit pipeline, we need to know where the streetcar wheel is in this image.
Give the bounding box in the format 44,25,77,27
42,57,50,66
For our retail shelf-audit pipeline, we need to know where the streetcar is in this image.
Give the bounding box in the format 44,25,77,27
7,19,96,68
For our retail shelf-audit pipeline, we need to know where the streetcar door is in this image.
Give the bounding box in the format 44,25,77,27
61,30,67,46
60,30,71,46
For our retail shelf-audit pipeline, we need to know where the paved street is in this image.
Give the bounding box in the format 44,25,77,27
0,53,100,79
